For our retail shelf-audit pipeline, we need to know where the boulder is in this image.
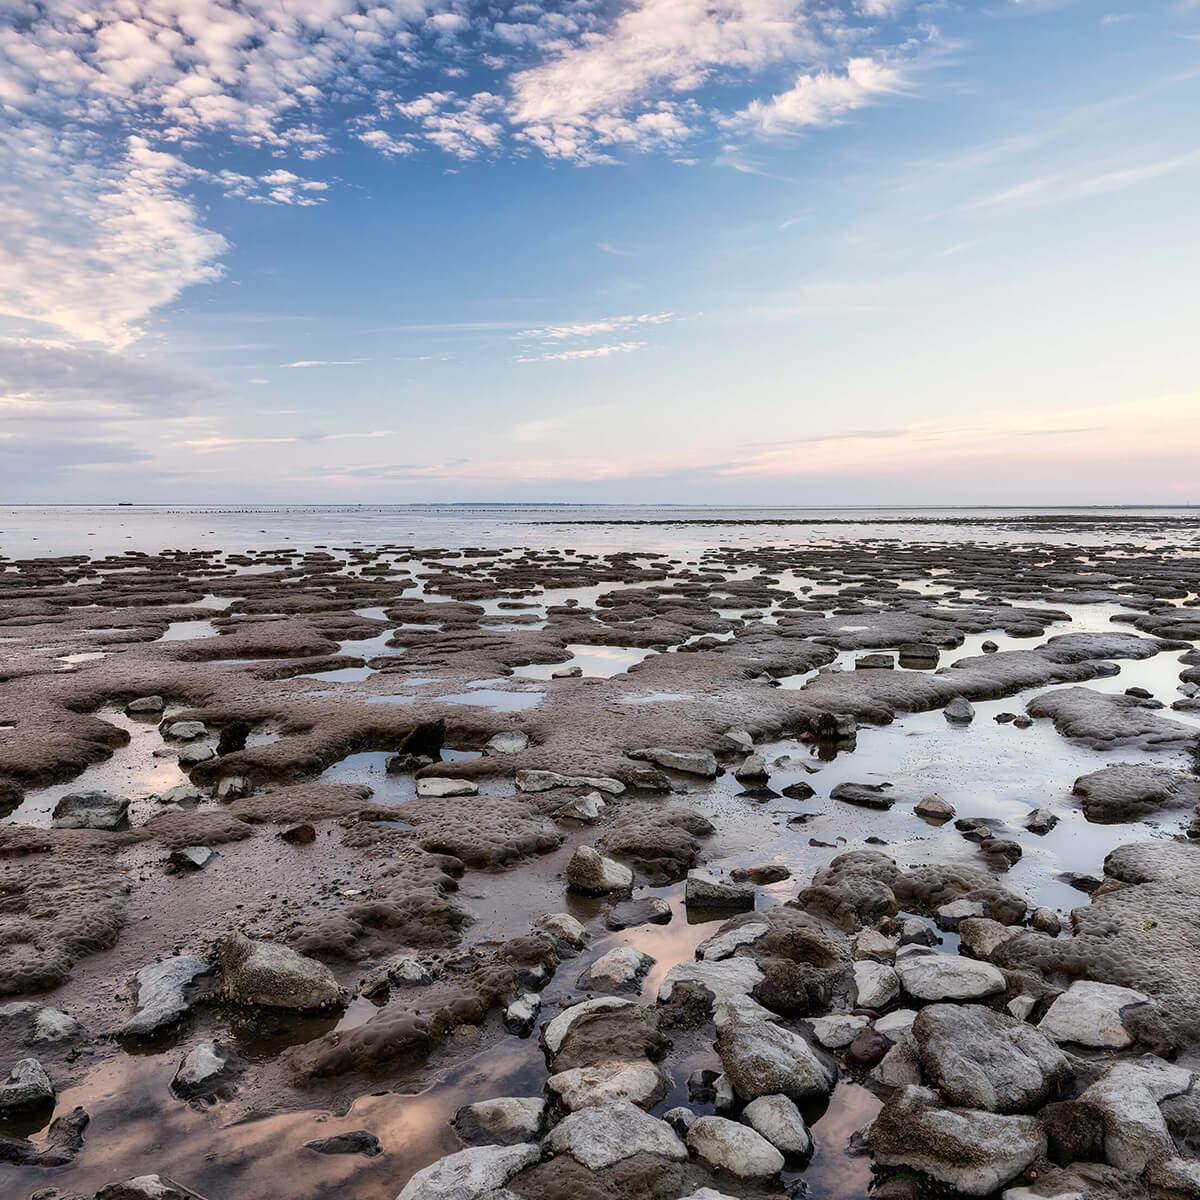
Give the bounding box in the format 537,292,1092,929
122,956,211,1037
556,792,605,823
742,1093,813,1158
547,1058,670,1111
503,992,540,1036
716,1014,836,1101
686,1115,785,1179
217,935,343,1010
0,1058,54,1113
395,1142,541,1199
566,846,632,895
543,1100,688,1169
605,897,671,930
578,946,654,994
516,770,624,794
452,1097,545,1147
895,952,1005,1002
96,1177,208,1200
169,846,215,872
915,793,956,822
170,1041,242,1099
831,781,895,810
51,791,129,830
486,730,529,755
125,695,164,715
627,747,718,777
533,912,588,949
806,1013,870,1049
684,869,755,910
945,697,976,724
734,754,769,783
1037,980,1150,1048
853,960,900,1009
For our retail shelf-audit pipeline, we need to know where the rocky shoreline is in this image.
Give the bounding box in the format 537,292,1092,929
1,521,1199,1199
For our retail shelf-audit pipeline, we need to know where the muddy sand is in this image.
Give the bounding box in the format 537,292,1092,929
2,511,1200,1200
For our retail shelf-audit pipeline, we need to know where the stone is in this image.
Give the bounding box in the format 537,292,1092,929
542,997,634,1057
214,776,251,801
915,793,956,821
51,790,129,830
687,1115,785,1179
566,846,632,894
416,777,479,798
605,897,672,930
95,1176,208,1200
551,664,583,677
734,754,769,783
485,730,529,755
911,1003,1070,1113
516,769,625,794
171,1041,242,1099
1007,994,1037,1021
742,1093,813,1158
1038,1099,1106,1166
806,1013,870,1049
169,846,215,871
627,747,718,777
729,863,790,885
724,728,754,752
847,1026,889,1066
856,653,895,670
547,1058,670,1111
945,696,976,724
854,960,900,1009
503,993,540,1036
870,1085,1047,1196
395,1143,541,1199
936,898,985,928
122,956,211,1037
874,1009,917,1040
543,1101,688,1169
1025,807,1058,834
217,934,343,1010
164,721,206,741
159,784,204,806
716,1014,837,1101
579,946,654,993
895,952,1005,1002
533,912,588,948
0,1058,54,1113
663,1106,696,1136
1037,980,1150,1048
1030,907,1061,935
658,958,768,1028
853,928,897,961
279,823,316,844
684,869,755,910
958,917,1020,959
780,781,815,800
872,1035,922,1088
125,695,164,715
831,781,895,809
177,744,215,767
980,839,1023,869
452,1097,545,1147
556,791,605,823
304,1130,381,1156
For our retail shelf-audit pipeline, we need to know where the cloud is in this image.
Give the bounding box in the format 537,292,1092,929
518,341,646,362
279,359,369,368
517,313,676,340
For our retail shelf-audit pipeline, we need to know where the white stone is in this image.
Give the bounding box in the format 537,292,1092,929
658,958,768,1028
547,1058,669,1111
566,846,632,894
516,770,624,794
853,960,900,1008
556,791,605,823
543,997,633,1056
395,1143,540,1200
806,1013,870,1049
485,730,529,755
532,913,588,949
874,1009,918,1040
416,777,479,798
696,922,769,962
742,1094,813,1158
579,946,654,992
628,747,718,777
687,1116,785,1179
684,869,754,909
123,956,211,1036
1037,980,1151,1048
895,952,1005,1002
852,928,896,961
544,1101,687,1169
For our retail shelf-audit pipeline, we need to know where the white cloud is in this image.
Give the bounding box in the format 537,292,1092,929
279,359,369,368
518,341,646,362
517,312,676,340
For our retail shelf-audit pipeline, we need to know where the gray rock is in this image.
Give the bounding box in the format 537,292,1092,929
1037,980,1150,1048
895,952,1005,1002
177,744,215,767
543,1100,688,1169
912,1004,1070,1113
853,960,900,1009
566,846,632,895
628,747,718,777
724,728,754,753
96,1176,208,1200
806,1013,870,1049
658,957,768,1028
217,934,343,1010
0,1001,82,1043
122,956,211,1037
551,664,583,678
915,793,956,821
734,754,769,783
214,776,252,801
305,1130,381,1156
503,992,540,1036
395,1142,541,1199
533,912,588,948
831,781,895,810
125,695,164,715
542,997,634,1056
547,1058,670,1111
0,1058,54,1113
957,917,1020,959
485,730,529,755
871,1035,922,1088
416,777,479,798
556,791,606,823
158,784,204,806
516,770,624,794
686,1115,785,1179
684,869,755,910
663,1106,696,1136
696,921,770,961
452,1097,545,1147
716,1014,836,1101
937,898,985,928
51,791,129,830
945,696,976,724
579,946,654,993
171,1041,242,1099
1030,907,1061,935
164,720,207,740
1024,807,1058,834
169,846,215,872
870,1085,1047,1196
742,1093,813,1158
853,928,897,961
605,897,672,930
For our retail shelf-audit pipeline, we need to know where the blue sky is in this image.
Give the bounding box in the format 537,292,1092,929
1,0,1198,503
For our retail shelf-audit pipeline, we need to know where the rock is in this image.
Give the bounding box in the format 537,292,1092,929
899,642,940,666
870,1085,1047,1196
556,791,605,823
214,776,251,801
486,730,529,754
217,934,343,1010
1072,764,1200,823
853,928,897,961
831,781,895,809
1007,994,1037,1021
716,1014,837,1101
164,720,206,741
503,992,540,1036
552,664,583,677
542,997,634,1058
915,793,956,821
122,956,211,1037
724,728,754,752
847,1026,889,1066
279,823,316,844
730,863,790,885
912,1003,1069,1113
872,1035,922,1088
566,846,632,895
658,957,767,1028
875,1009,917,1040
1038,1099,1106,1165
579,947,654,993
547,1058,670,1111
216,722,250,756
854,960,900,1009
895,952,1005,1002
1030,907,1061,935
1024,808,1058,834
684,869,755,910
1012,714,1032,728
395,1142,541,1199
452,1097,545,1147
936,898,985,928
856,653,895,670
982,640,999,653
945,696,976,724
177,744,215,767
169,845,215,872
605,897,671,930
126,695,165,715
171,1040,242,1099
899,918,938,947
533,912,588,948
158,783,204,806
51,790,129,830
806,1013,870,1049
780,781,815,800
0,1058,54,1113
416,777,479,798
543,1100,688,1169
663,1106,696,1136
95,1176,208,1200
1037,980,1150,1048
627,747,718,777
734,754,769,783
0,1002,82,1043
687,1115,785,1179
516,769,625,794
742,1093,813,1158
958,917,1020,959
305,1130,381,1156
980,839,1023,869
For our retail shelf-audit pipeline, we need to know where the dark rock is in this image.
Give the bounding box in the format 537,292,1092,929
605,898,672,930
279,823,316,844
780,781,815,800
1039,1099,1106,1165
846,1027,888,1067
830,782,895,810
304,1130,382,1156
216,721,250,755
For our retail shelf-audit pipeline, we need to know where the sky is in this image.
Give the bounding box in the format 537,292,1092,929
1,0,1198,505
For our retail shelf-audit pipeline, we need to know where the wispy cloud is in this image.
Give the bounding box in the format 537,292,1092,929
517,313,675,340
518,341,647,363
279,359,369,369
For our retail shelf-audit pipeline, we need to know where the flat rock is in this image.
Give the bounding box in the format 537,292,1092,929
171,1040,242,1099
543,1100,688,1169
556,791,605,822
51,791,129,830
686,1115,785,1179
217,934,343,1010
547,1058,670,1111
452,1097,546,1147
122,956,211,1037
304,1130,381,1156
1037,979,1150,1048
169,846,215,871
605,897,672,930
395,1142,541,1199
806,1013,870,1049
684,869,755,910
416,777,479,798
696,921,769,962
895,952,1005,1002
485,731,529,754
95,1176,208,1200
628,747,718,777
1072,763,1200,823
516,769,624,794
831,781,895,810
